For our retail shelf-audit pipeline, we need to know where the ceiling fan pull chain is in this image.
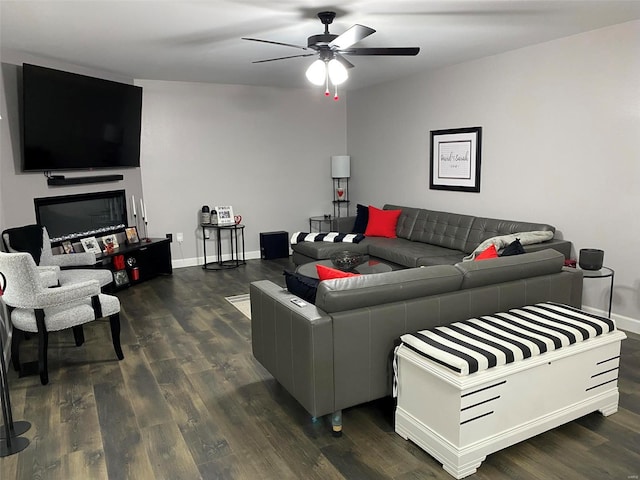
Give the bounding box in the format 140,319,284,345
334,84,339,101
325,68,330,97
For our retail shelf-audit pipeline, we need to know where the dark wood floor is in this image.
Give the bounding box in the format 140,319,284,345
2,258,639,479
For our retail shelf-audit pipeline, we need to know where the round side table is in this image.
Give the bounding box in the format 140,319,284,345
581,266,614,318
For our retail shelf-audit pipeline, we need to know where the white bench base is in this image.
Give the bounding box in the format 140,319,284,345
395,330,626,479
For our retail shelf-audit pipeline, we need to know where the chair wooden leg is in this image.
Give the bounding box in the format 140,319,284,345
72,326,85,346
109,313,124,360
35,310,49,385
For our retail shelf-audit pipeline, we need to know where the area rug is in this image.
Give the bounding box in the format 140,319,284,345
225,294,251,319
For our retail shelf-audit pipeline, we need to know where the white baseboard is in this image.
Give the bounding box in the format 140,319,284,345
172,249,263,269
581,305,640,335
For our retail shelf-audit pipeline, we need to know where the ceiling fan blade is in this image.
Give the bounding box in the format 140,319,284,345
335,54,355,69
251,53,316,64
242,37,308,51
342,47,420,56
328,24,375,50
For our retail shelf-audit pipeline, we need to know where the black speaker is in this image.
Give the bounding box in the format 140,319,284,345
260,231,289,260
579,248,604,270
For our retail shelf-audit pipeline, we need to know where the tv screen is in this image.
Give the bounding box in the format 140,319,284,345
34,190,127,241
22,63,142,171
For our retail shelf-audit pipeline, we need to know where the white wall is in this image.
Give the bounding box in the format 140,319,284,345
347,20,640,330
136,79,346,265
0,61,144,230
0,59,346,267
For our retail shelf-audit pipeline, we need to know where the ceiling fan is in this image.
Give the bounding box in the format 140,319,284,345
242,11,420,99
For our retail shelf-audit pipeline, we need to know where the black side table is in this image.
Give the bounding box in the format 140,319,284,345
309,216,331,233
202,224,246,271
581,266,614,318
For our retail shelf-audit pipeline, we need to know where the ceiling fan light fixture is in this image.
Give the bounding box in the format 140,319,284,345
327,59,348,85
305,59,326,86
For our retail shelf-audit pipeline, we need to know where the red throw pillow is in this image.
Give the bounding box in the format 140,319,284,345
364,206,402,238
316,264,360,281
475,244,499,261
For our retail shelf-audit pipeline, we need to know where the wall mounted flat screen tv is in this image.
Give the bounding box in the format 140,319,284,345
22,63,143,171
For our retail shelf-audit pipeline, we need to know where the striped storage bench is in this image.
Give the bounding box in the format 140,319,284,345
394,302,627,479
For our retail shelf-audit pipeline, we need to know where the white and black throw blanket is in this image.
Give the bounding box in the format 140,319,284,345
398,302,615,376
290,231,365,245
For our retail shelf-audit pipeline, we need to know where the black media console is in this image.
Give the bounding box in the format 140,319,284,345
96,238,172,289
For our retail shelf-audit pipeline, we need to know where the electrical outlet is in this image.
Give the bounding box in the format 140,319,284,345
166,233,173,242
176,232,184,243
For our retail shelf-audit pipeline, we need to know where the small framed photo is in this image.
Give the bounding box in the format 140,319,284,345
62,241,75,254
101,234,119,249
215,205,234,226
113,270,129,287
125,226,140,244
80,236,101,254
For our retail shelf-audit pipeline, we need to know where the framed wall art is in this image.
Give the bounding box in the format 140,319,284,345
429,126,482,193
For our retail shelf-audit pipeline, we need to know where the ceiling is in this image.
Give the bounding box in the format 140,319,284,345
2,1,640,91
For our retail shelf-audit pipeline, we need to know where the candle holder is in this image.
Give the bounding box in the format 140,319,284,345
143,221,151,242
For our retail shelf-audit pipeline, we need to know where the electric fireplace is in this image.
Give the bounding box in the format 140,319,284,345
34,190,127,242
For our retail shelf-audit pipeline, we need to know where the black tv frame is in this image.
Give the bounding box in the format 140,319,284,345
22,63,143,172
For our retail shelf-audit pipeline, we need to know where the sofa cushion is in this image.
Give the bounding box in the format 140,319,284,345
352,204,369,234
501,239,526,256
408,209,475,251
455,249,564,290
283,270,319,304
475,244,499,261
291,239,370,260
366,237,462,268
315,265,463,313
316,264,360,281
365,206,401,238
383,205,421,239
416,254,467,266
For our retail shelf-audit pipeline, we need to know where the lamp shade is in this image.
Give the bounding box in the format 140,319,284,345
327,59,348,85
305,59,326,86
331,155,350,178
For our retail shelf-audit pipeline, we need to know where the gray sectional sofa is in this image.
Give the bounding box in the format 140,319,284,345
250,249,583,434
292,204,572,268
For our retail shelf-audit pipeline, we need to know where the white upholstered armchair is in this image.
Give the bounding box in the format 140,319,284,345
0,251,124,385
2,224,113,288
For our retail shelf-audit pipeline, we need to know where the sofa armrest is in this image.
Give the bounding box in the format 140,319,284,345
250,280,335,417
522,238,572,259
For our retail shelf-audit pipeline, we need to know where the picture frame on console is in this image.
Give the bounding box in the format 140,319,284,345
125,226,140,244
62,241,75,254
215,205,235,226
113,270,130,287
429,126,482,193
101,234,119,250
80,236,101,254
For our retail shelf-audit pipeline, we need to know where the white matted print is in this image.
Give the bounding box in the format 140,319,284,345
430,126,482,193
215,206,235,225
80,236,101,254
